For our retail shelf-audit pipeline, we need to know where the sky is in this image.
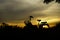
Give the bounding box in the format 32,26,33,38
0,0,60,27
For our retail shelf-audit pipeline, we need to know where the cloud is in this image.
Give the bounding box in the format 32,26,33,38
0,0,43,20
42,3,60,17
0,0,60,23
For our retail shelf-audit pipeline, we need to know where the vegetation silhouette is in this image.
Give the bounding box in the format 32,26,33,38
56,0,60,3
0,22,60,36
43,0,60,4
0,16,60,37
43,0,54,4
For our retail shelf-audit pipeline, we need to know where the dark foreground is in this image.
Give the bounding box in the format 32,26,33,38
0,22,60,39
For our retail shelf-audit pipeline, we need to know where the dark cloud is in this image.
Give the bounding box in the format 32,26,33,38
0,0,6,3
0,0,60,23
0,0,39,22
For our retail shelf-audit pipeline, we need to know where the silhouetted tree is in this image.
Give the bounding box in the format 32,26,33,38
43,0,60,4
1,22,9,27
0,17,60,37
56,0,60,3
43,0,54,4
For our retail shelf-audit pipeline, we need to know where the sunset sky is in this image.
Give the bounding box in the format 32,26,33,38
0,0,60,27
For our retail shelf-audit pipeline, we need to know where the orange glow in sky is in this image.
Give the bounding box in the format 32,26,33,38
2,17,59,28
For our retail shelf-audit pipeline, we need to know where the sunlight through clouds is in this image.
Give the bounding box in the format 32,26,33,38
0,0,60,27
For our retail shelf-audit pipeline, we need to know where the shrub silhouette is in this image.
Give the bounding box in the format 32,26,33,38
0,16,60,37
0,22,60,37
